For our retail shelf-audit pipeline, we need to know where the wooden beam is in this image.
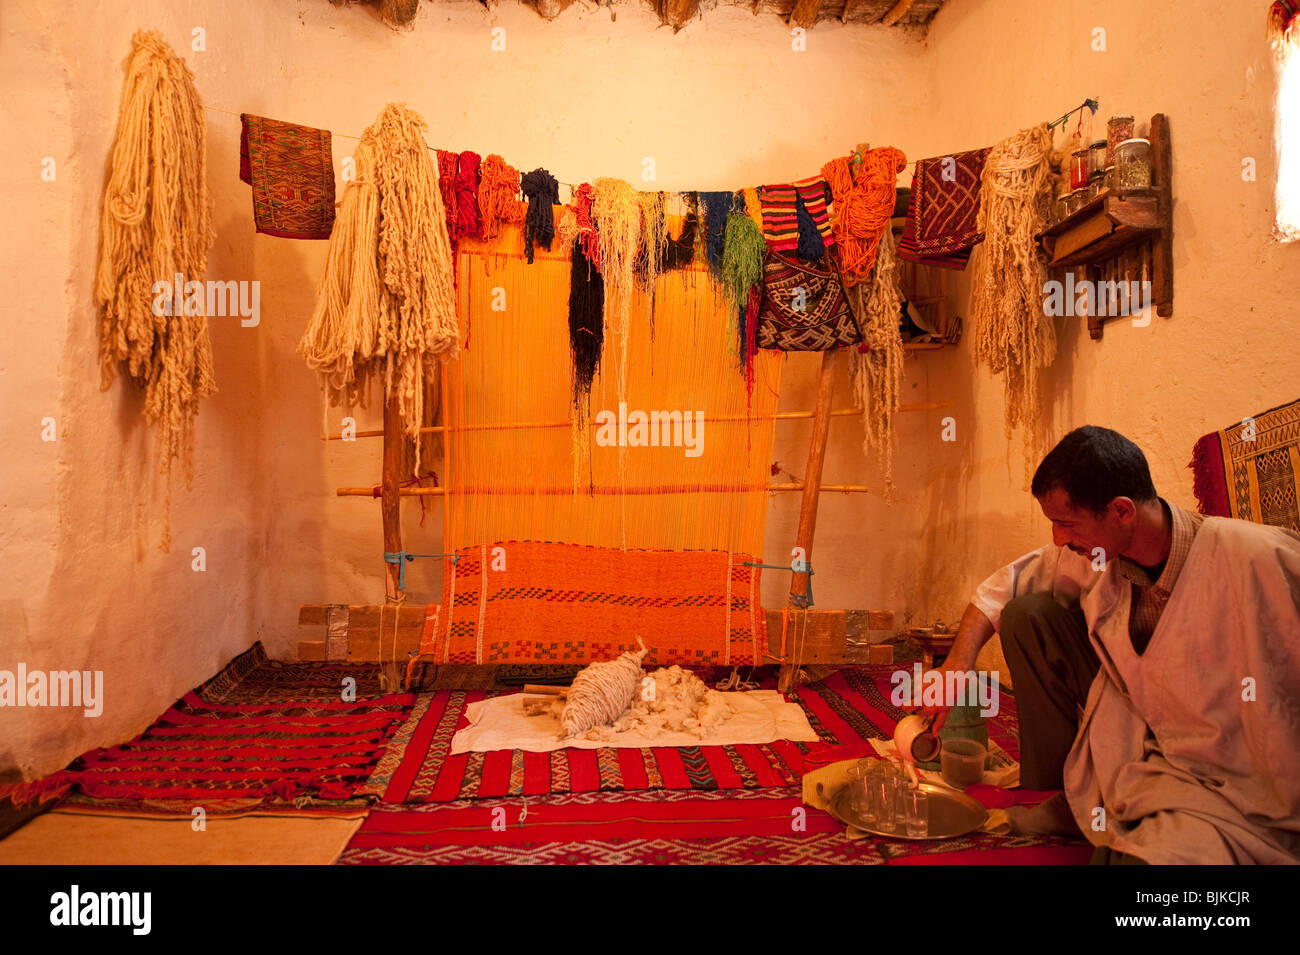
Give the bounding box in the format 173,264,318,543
381,395,403,600
656,0,701,31
781,349,839,692
881,0,916,26
299,603,896,665
534,0,575,19
789,0,824,28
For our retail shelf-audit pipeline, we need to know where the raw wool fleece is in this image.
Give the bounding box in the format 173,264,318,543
94,30,215,552
298,104,458,471
970,123,1056,471
603,666,735,740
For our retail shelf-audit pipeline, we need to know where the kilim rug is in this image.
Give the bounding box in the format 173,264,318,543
337,784,1087,865
1190,397,1300,531
239,113,335,239
52,690,413,818
416,541,766,666
897,147,991,270
368,666,1022,803
194,642,384,703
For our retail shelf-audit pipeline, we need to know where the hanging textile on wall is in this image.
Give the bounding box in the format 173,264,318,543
756,251,861,351
757,177,834,253
298,103,459,472
896,147,990,269
969,124,1055,466
239,113,335,239
848,228,905,493
822,146,907,287
95,30,215,551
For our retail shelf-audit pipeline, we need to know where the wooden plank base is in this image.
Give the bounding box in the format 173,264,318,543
297,604,897,668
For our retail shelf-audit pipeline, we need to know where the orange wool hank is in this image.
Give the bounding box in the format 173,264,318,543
823,146,907,286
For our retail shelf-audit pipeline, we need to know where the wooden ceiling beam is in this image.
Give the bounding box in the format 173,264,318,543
882,0,917,26
656,0,702,31
789,0,824,29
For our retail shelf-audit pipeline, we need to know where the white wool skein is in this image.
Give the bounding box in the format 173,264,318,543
560,639,648,739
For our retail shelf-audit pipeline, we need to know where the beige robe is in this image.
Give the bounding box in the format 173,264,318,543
976,517,1300,863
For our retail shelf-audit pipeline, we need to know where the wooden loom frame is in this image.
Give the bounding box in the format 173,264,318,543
299,277,951,687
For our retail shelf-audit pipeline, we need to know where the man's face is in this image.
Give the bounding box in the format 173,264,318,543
1037,486,1134,563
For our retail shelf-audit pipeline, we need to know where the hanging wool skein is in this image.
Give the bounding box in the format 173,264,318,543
700,190,733,283
452,150,482,240
662,192,699,270
822,145,907,286
477,154,526,240
298,103,459,473
559,640,649,738
721,208,766,397
848,227,906,494
591,178,640,405
969,123,1055,468
520,168,559,264
94,30,215,552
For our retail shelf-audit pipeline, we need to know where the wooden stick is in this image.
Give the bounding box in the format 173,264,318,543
782,350,838,693
522,684,569,697
381,395,403,600
337,481,875,498
322,402,955,441
882,0,917,26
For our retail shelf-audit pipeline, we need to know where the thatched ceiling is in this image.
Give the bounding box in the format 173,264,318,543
330,0,948,33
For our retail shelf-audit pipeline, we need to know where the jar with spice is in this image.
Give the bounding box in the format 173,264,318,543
1088,139,1108,177
1070,148,1091,190
1114,138,1152,190
1106,115,1135,165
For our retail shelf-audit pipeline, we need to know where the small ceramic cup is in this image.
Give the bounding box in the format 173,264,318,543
894,713,941,763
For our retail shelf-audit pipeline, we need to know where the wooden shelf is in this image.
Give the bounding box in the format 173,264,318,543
1036,112,1173,340
1039,191,1161,267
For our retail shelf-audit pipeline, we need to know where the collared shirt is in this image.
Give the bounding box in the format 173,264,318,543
1116,499,1204,654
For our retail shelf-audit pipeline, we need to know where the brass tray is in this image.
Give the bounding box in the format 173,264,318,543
821,781,988,840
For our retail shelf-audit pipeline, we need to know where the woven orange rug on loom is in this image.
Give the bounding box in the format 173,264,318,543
417,541,766,665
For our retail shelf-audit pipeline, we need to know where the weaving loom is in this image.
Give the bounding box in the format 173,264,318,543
302,212,896,689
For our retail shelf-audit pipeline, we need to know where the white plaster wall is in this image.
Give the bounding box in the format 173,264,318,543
1,0,929,777
910,0,1300,643
5,0,1293,779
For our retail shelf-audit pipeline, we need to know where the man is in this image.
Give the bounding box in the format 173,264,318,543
925,426,1300,863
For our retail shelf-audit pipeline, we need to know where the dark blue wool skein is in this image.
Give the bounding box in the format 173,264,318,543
521,168,560,264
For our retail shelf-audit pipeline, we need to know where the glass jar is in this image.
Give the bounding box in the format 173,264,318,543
1107,114,1135,165
1067,188,1089,214
1114,138,1152,190
1088,139,1108,177
1070,148,1091,190
1088,169,1107,200
1103,164,1117,191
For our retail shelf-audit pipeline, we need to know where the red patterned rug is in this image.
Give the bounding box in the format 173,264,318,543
366,666,1022,803
337,785,1086,865
49,648,414,818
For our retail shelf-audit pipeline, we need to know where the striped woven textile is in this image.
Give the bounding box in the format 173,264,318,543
62,691,413,812
417,541,766,666
759,177,834,252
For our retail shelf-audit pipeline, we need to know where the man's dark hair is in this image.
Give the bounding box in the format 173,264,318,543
1031,426,1158,514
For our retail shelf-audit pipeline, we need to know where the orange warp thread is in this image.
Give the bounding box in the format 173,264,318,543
822,146,907,287
477,154,526,239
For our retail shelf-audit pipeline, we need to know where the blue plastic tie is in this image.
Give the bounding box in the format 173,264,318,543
383,551,459,591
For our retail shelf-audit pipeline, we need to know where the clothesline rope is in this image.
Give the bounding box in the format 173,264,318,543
205,96,1099,195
